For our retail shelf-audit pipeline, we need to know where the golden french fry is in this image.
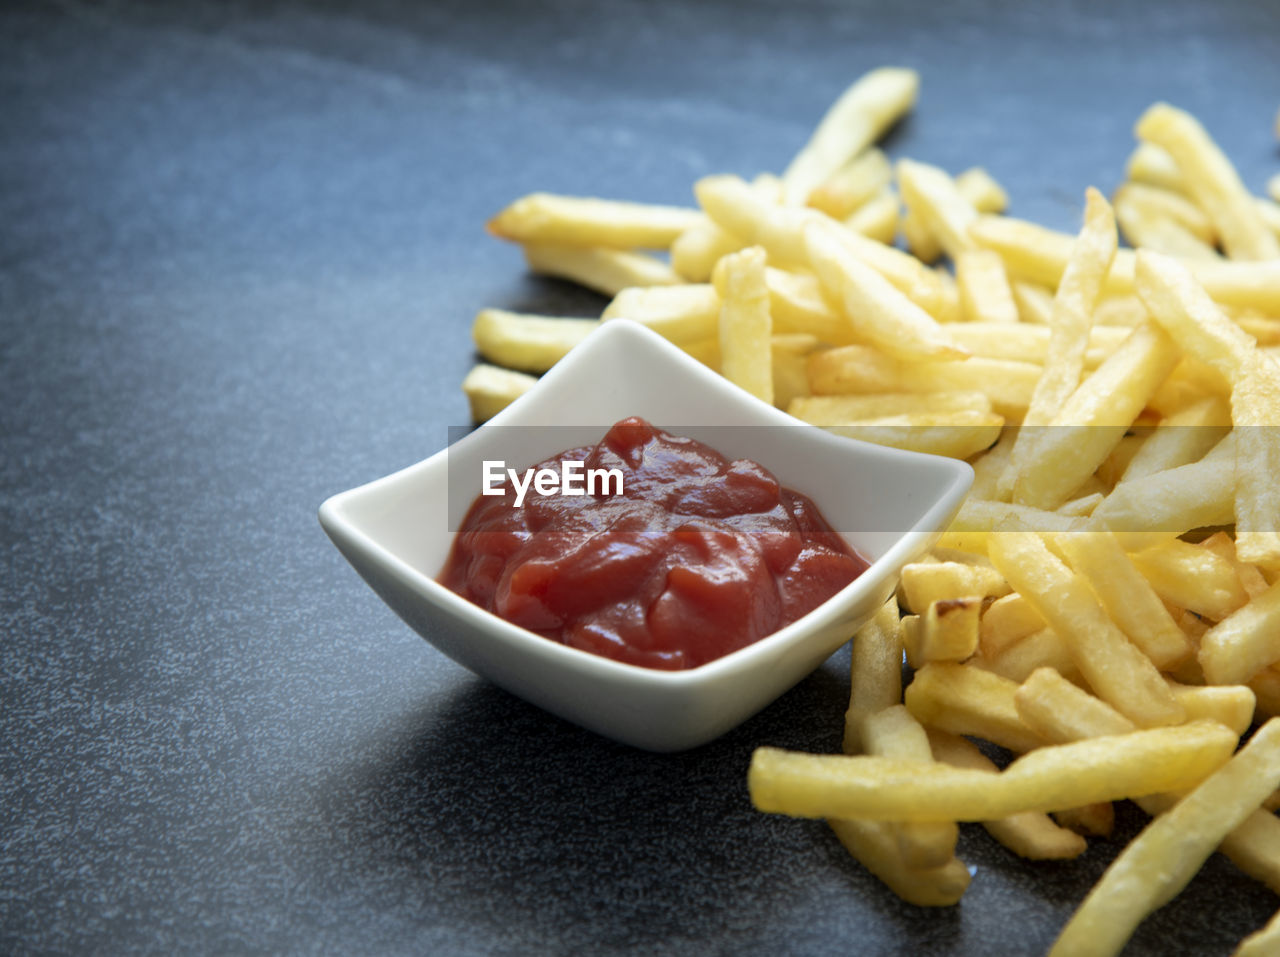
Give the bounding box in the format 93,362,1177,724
713,246,773,404
1017,667,1280,896
1166,680,1256,737
902,599,981,666
956,249,1019,324
1126,142,1186,194
1049,719,1280,957
789,392,992,425
1116,395,1231,483
461,363,537,422
489,193,701,248
1089,439,1235,538
815,411,1004,459
897,158,977,259
670,218,743,282
697,175,954,320
927,729,1087,861
1001,189,1119,500
601,284,719,343
977,627,1082,686
844,188,900,244
807,345,1041,420
980,593,1046,659
807,148,893,219
764,268,851,343
1013,323,1181,510
987,531,1184,727
844,599,904,755
523,241,679,295
1114,181,1216,242
1116,201,1222,261
1135,103,1280,261
904,661,1045,754
1050,530,1192,669
971,214,1280,313
1053,802,1114,838
471,309,597,373
749,721,1238,823
1130,537,1250,622
827,818,971,907
804,220,965,361
860,706,960,870
1198,578,1280,685
782,68,919,206
899,561,1009,613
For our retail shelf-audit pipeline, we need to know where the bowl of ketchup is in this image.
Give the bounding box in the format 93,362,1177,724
320,321,972,751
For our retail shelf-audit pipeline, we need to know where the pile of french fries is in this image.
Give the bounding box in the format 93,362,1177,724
463,69,1280,955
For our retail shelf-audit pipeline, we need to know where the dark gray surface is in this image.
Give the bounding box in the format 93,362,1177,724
3,0,1279,953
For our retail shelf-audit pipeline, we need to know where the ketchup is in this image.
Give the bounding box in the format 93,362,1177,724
439,417,868,670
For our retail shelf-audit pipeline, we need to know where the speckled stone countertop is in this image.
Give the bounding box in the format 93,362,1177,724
3,0,1279,953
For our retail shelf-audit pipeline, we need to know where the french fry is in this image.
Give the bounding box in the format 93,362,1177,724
1166,680,1256,736
488,193,702,248
1135,103,1280,261
1126,142,1186,194
1012,323,1181,510
1114,181,1216,243
897,158,977,259
1053,802,1114,838
1049,719,1280,957
902,599,982,665
844,599,904,755
1000,189,1118,500
782,67,919,206
827,818,971,907
927,729,1087,861
987,531,1184,727
904,661,1045,754
1017,667,1280,896
807,148,892,219
697,175,954,319
601,284,719,343
789,392,992,426
471,309,598,373
899,561,1009,613
522,241,680,295
670,218,743,282
713,247,773,404
807,345,1041,420
1197,578,1280,685
461,363,537,422
860,706,961,869
749,721,1238,823
970,214,1280,313
977,626,1082,686
844,188,900,244
1130,537,1250,622
804,220,965,360
1089,440,1235,538
1050,530,1192,669
903,166,1010,264
815,411,1004,459
764,268,851,343
1011,281,1055,325
1116,200,1221,261
956,249,1020,324
980,593,1045,659
1115,395,1231,483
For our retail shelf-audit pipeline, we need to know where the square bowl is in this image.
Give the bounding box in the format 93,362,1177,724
319,320,972,751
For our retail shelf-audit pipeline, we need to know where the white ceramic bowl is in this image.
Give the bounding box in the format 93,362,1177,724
319,321,972,751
